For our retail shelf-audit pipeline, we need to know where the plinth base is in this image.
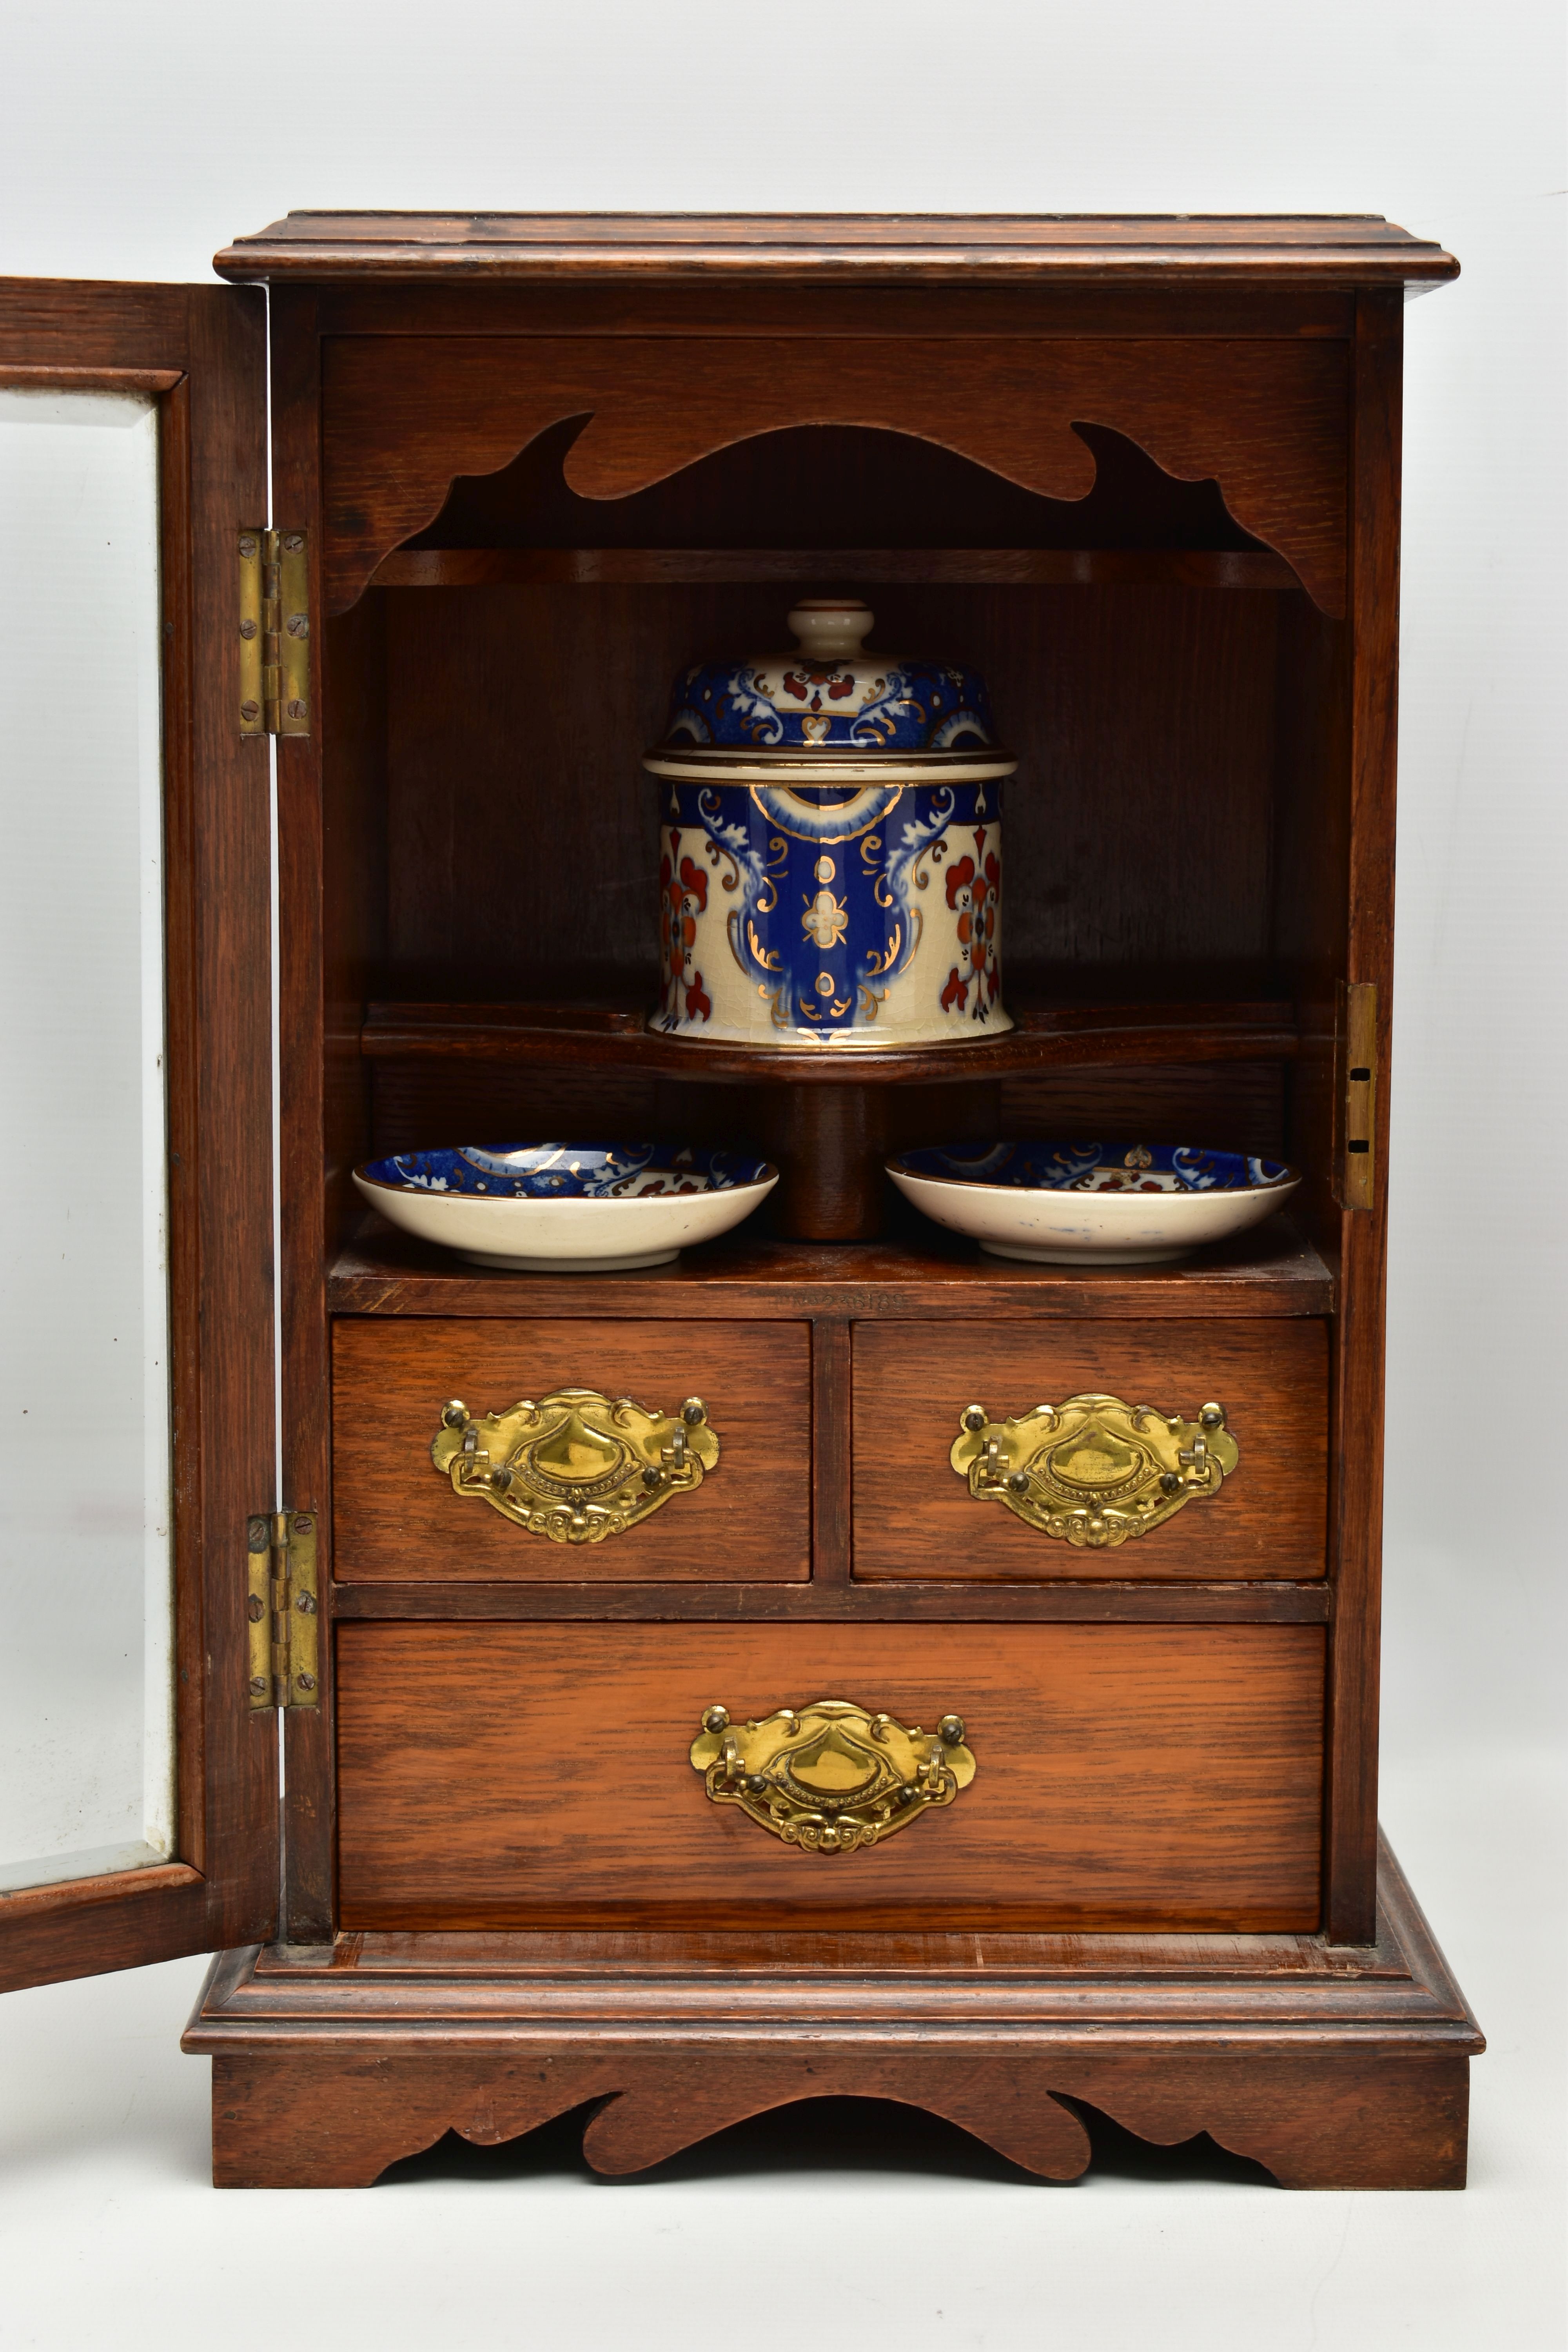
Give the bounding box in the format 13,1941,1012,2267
183,1835,1481,2190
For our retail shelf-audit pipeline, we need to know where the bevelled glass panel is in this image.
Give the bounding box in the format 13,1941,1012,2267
0,387,174,1893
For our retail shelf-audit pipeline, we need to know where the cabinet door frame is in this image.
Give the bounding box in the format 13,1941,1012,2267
0,278,278,1993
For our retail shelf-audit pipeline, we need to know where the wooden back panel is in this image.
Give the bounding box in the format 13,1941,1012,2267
373,578,1286,998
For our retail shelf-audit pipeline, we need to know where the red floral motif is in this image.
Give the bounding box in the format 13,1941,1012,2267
941,842,1002,1019
782,665,855,714
658,834,715,1025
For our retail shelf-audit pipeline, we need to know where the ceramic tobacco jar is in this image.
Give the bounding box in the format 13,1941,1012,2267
645,599,1016,1049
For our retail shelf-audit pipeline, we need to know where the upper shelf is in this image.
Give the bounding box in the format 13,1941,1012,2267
367,547,1299,592
215,211,1459,290
361,997,1299,1085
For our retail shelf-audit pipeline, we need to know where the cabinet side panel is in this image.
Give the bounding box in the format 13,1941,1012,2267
272,289,338,1941
1323,291,1403,1942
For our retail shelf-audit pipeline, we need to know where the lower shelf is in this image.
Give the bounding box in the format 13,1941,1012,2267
185,1834,1481,2190
328,1214,1334,1319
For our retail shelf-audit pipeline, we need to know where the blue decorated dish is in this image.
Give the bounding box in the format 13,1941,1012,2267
886,1143,1299,1265
353,1144,778,1271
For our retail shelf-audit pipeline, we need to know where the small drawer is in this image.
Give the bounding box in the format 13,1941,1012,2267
336,1622,1325,1932
852,1319,1328,1581
331,1317,810,1582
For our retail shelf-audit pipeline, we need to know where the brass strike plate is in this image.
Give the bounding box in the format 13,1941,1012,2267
1338,980,1378,1210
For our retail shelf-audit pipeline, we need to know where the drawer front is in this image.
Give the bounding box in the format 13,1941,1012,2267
332,1318,810,1582
336,1622,1324,1932
853,1319,1328,1581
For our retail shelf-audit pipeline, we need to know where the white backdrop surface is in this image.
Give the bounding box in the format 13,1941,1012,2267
0,2,1562,2345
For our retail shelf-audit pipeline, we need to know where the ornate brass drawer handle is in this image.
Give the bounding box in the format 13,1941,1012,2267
430,1387,718,1544
951,1391,1238,1550
689,1698,976,1854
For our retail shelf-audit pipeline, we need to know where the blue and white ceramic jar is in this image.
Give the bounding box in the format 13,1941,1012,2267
644,599,1017,1051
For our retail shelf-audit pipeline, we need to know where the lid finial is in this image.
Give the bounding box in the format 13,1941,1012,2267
787,598,874,663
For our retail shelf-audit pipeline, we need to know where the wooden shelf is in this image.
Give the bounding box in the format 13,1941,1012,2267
368,546,1299,591
360,996,1299,1084
328,1214,1331,1322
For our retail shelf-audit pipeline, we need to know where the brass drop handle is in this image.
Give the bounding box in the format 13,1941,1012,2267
690,1698,976,1854
951,1392,1238,1549
430,1387,719,1545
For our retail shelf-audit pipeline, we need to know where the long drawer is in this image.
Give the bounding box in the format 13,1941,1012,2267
852,1318,1328,1580
332,1317,811,1582
336,1622,1325,1933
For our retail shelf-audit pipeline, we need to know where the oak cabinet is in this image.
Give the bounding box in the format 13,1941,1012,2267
0,212,1482,2190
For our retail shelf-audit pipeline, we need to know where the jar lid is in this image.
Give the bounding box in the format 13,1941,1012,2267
647,599,1009,769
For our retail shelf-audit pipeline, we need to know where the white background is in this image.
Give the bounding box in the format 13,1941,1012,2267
0,2,1563,2345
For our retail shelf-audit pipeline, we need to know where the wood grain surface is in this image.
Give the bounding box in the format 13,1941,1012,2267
328,1579,1330,1626
303,281,1359,347
400,409,1269,557
371,545,1300,589
204,2042,1467,2191
191,1835,1477,2190
270,285,341,1940
368,573,1293,1000
1321,290,1405,1941
328,1221,1334,1323
331,1317,811,1582
360,997,1298,1083
318,336,1349,612
253,236,1440,1977
853,1318,1328,1581
215,208,1459,294
0,278,279,1991
334,1622,1325,1931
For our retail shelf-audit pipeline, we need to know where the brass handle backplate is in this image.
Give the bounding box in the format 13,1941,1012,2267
430,1387,718,1544
690,1698,976,1854
951,1391,1238,1549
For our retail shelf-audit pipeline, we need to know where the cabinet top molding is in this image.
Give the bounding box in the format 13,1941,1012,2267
213,211,1458,289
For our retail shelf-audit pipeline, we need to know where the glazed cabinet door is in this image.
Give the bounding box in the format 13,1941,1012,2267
0,280,278,1991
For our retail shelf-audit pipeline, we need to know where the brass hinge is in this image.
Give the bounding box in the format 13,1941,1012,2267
238,527,310,737
1336,980,1378,1210
246,1510,319,1709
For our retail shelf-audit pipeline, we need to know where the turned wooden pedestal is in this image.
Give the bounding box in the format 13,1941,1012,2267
185,1837,1480,2191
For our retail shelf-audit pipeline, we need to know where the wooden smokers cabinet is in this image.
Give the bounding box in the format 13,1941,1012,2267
0,214,1483,2191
